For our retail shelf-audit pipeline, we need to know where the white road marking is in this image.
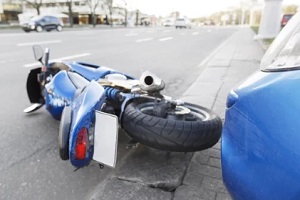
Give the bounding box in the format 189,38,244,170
23,53,90,68
192,32,199,35
159,37,173,41
17,40,62,47
136,38,153,43
125,33,138,37
163,30,171,33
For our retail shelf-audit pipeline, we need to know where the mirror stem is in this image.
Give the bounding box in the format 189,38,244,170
45,48,50,67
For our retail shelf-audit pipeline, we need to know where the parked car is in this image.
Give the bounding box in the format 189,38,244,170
222,11,300,199
22,15,64,33
175,18,191,29
281,13,294,28
163,19,174,27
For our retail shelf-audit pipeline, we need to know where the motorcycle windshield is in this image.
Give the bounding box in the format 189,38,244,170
260,11,300,71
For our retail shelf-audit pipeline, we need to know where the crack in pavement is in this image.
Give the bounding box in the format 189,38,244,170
0,140,56,172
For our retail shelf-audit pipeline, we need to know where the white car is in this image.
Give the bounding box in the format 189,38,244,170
163,19,174,27
175,18,191,29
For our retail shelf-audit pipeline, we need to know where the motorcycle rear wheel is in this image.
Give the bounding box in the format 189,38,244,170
122,98,222,152
58,106,71,160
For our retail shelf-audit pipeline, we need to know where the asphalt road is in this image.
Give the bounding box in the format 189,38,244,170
0,26,239,200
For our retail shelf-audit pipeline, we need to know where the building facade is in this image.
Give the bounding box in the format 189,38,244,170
0,0,128,25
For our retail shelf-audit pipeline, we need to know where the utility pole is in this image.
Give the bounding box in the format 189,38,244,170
256,0,283,39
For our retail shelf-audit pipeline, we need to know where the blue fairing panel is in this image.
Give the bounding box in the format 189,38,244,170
222,70,300,199
45,71,77,120
69,80,106,168
69,62,115,80
68,62,135,81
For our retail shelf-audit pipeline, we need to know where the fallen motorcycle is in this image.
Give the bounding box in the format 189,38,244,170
24,45,222,168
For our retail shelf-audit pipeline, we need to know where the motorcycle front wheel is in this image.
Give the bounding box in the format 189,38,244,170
122,98,222,152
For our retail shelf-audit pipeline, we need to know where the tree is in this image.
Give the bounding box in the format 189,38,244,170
56,0,74,27
66,0,74,27
113,5,127,27
24,0,43,15
103,0,113,27
86,0,101,27
135,9,139,26
283,5,298,14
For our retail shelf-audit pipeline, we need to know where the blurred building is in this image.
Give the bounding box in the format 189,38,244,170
0,0,132,25
0,0,22,24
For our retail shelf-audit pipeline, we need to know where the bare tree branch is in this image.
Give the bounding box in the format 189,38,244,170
103,0,114,27
85,0,101,27
24,0,43,15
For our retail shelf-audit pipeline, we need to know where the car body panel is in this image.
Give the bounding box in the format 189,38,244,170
175,18,191,28
163,18,175,27
281,14,294,28
222,70,300,199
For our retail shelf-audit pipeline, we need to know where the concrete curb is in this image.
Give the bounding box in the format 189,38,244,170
256,39,271,52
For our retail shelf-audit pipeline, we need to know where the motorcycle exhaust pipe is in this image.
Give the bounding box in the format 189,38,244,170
139,71,165,92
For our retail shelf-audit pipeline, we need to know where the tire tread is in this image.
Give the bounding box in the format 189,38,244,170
122,99,222,152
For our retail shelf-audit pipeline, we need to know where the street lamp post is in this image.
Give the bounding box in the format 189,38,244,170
256,0,283,39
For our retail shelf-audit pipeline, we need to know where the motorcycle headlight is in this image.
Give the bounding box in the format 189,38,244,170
260,12,300,72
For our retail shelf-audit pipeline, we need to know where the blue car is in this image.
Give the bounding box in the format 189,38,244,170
222,12,300,199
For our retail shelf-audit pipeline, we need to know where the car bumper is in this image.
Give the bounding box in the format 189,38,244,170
22,25,35,31
222,70,300,199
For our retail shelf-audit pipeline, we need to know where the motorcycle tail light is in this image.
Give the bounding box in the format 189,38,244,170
75,127,88,160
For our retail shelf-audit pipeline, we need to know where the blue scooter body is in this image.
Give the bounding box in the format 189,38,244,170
42,61,133,167
43,62,133,120
25,59,136,168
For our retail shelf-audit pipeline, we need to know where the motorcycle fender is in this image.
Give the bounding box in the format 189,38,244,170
93,111,118,168
69,80,107,168
26,67,43,103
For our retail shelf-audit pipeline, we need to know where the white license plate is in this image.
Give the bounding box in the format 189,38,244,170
93,111,118,168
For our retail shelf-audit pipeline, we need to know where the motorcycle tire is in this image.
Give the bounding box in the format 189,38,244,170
58,106,72,160
122,98,222,152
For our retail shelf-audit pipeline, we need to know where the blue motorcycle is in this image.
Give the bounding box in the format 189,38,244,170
24,45,222,168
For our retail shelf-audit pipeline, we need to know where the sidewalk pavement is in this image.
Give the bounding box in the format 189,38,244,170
88,27,265,200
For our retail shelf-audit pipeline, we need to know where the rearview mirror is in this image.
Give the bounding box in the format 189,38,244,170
32,45,44,63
